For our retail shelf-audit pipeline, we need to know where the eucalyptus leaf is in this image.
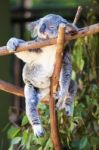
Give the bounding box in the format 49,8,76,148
26,133,32,150
79,137,88,150
11,137,21,145
8,126,20,139
21,130,29,145
8,145,13,150
21,115,29,126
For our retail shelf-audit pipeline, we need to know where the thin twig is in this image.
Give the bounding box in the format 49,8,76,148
73,6,82,25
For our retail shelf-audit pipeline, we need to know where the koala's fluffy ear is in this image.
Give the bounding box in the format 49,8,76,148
26,19,40,39
61,18,78,34
61,18,68,24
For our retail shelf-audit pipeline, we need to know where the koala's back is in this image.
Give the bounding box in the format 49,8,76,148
21,45,57,88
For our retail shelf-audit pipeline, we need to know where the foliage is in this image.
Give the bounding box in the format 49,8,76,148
8,104,53,150
7,7,99,150
10,0,90,8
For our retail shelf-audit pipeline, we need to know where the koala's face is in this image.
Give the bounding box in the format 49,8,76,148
37,14,67,39
27,14,77,40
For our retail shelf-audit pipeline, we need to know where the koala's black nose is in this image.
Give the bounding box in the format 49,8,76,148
40,23,46,33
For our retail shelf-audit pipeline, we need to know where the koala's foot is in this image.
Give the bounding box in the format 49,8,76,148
33,124,44,137
56,98,66,110
56,100,72,117
65,104,71,117
56,93,69,109
56,95,72,117
7,37,24,51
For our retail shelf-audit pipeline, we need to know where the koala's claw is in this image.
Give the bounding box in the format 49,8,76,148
33,124,44,137
7,37,19,51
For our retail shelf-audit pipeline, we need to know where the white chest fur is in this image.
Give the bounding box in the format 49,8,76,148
35,45,57,76
16,45,57,77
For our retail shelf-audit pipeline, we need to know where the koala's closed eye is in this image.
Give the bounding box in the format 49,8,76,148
49,26,55,29
40,23,46,33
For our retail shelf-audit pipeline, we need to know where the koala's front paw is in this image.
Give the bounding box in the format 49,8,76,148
7,37,25,51
33,124,44,137
7,37,20,51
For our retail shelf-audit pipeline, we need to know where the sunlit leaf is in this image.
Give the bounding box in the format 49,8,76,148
8,127,20,139
21,130,29,145
26,133,32,150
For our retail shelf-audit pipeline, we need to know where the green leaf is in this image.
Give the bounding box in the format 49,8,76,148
44,138,53,149
8,145,13,150
26,133,32,150
79,59,84,71
79,137,88,150
72,140,80,148
21,130,29,145
90,136,99,145
38,147,42,150
69,122,75,133
72,70,76,80
8,126,20,139
21,115,29,126
11,137,22,145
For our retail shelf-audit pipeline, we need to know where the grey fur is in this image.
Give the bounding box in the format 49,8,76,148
6,14,77,137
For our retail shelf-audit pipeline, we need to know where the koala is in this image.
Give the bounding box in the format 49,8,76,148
6,14,77,137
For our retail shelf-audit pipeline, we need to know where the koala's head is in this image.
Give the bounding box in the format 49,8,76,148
27,14,77,39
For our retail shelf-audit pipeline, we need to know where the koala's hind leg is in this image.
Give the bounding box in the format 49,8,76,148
65,80,77,116
56,49,72,110
24,84,44,137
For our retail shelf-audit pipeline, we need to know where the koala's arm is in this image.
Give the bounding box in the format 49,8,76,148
56,45,77,116
7,37,25,51
6,37,42,63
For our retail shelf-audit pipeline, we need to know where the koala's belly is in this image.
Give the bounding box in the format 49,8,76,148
22,63,50,88
22,45,57,88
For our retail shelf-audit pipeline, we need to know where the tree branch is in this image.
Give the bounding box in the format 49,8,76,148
0,23,99,56
0,80,24,97
49,23,65,150
0,80,49,104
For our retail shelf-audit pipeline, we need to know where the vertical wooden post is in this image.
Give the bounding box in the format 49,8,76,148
49,24,66,150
